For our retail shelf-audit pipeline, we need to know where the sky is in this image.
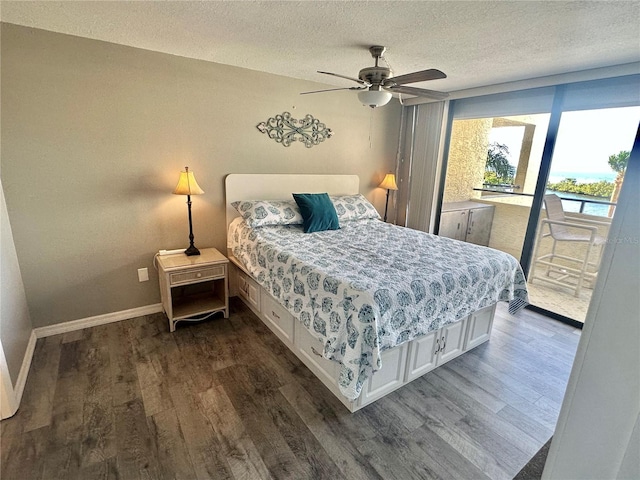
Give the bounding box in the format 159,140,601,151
552,106,639,176
490,106,639,180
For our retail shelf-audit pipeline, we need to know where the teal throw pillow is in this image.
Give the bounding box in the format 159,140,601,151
292,193,340,233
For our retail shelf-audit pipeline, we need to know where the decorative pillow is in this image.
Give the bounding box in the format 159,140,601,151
329,194,381,223
231,199,303,228
292,193,340,233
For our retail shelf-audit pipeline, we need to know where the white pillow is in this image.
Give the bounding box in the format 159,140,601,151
329,194,380,223
231,199,303,228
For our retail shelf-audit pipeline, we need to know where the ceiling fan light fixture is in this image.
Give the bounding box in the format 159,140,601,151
357,90,392,108
310,46,447,104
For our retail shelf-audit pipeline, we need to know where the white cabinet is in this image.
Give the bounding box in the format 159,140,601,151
465,304,496,350
439,318,468,363
405,318,469,382
440,201,495,246
360,345,408,405
405,330,439,381
439,209,468,241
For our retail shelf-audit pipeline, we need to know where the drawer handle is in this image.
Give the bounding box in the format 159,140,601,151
435,338,440,354
441,336,446,352
271,311,280,320
196,272,202,278
311,346,323,358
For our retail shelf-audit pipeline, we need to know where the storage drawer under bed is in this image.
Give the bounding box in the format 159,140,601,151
233,269,497,412
294,324,340,387
237,268,261,312
261,293,295,344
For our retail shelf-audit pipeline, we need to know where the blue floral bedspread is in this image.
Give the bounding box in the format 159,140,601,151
229,218,529,400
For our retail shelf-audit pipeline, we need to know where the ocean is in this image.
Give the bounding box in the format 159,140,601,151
548,171,616,184
546,171,616,217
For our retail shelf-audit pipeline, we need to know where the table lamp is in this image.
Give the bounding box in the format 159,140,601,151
173,166,204,256
378,173,398,222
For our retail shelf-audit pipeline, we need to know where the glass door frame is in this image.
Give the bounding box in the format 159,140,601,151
435,84,587,328
519,86,565,282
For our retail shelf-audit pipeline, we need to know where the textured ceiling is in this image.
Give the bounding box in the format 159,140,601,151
1,1,639,93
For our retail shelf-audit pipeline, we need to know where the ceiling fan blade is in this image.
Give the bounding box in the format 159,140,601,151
383,69,447,86
300,86,366,95
317,71,371,86
386,85,449,100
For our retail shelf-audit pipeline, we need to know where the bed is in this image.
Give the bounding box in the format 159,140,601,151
225,174,528,412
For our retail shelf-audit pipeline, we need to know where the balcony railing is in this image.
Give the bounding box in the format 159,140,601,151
473,188,616,216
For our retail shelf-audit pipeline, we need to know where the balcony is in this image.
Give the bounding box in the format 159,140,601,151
440,112,632,324
468,192,612,323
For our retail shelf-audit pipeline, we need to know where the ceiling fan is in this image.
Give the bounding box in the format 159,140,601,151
301,46,448,108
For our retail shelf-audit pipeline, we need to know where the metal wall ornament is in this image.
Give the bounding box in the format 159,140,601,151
256,112,333,148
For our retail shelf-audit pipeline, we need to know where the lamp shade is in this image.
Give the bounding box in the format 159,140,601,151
173,166,204,195
379,173,398,191
357,90,392,108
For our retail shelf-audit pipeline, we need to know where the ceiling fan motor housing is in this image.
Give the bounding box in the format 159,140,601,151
360,45,391,86
358,66,392,87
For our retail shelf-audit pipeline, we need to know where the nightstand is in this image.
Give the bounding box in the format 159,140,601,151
156,247,229,332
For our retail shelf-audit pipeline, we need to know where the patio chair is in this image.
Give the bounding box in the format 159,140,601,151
529,194,608,297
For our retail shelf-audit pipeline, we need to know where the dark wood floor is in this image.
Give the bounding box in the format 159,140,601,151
1,298,580,480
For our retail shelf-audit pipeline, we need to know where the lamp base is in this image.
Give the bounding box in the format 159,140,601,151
184,245,200,256
383,189,390,223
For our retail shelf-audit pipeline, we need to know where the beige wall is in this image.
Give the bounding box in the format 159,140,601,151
1,181,33,385
0,24,401,328
443,118,492,203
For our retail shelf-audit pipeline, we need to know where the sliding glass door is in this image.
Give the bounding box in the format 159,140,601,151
438,78,639,324
527,106,639,321
441,113,550,260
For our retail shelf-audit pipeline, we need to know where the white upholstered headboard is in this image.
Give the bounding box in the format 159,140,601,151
224,174,360,230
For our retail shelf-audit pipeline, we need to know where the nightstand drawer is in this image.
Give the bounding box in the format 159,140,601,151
170,265,226,285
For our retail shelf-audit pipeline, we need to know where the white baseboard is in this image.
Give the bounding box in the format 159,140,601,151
0,340,19,419
13,330,37,407
5,303,163,419
33,303,163,338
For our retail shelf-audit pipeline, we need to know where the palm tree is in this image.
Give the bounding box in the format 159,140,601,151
608,150,629,178
607,150,629,216
485,142,515,185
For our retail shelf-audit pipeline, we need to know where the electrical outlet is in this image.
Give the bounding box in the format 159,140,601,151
137,267,149,282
